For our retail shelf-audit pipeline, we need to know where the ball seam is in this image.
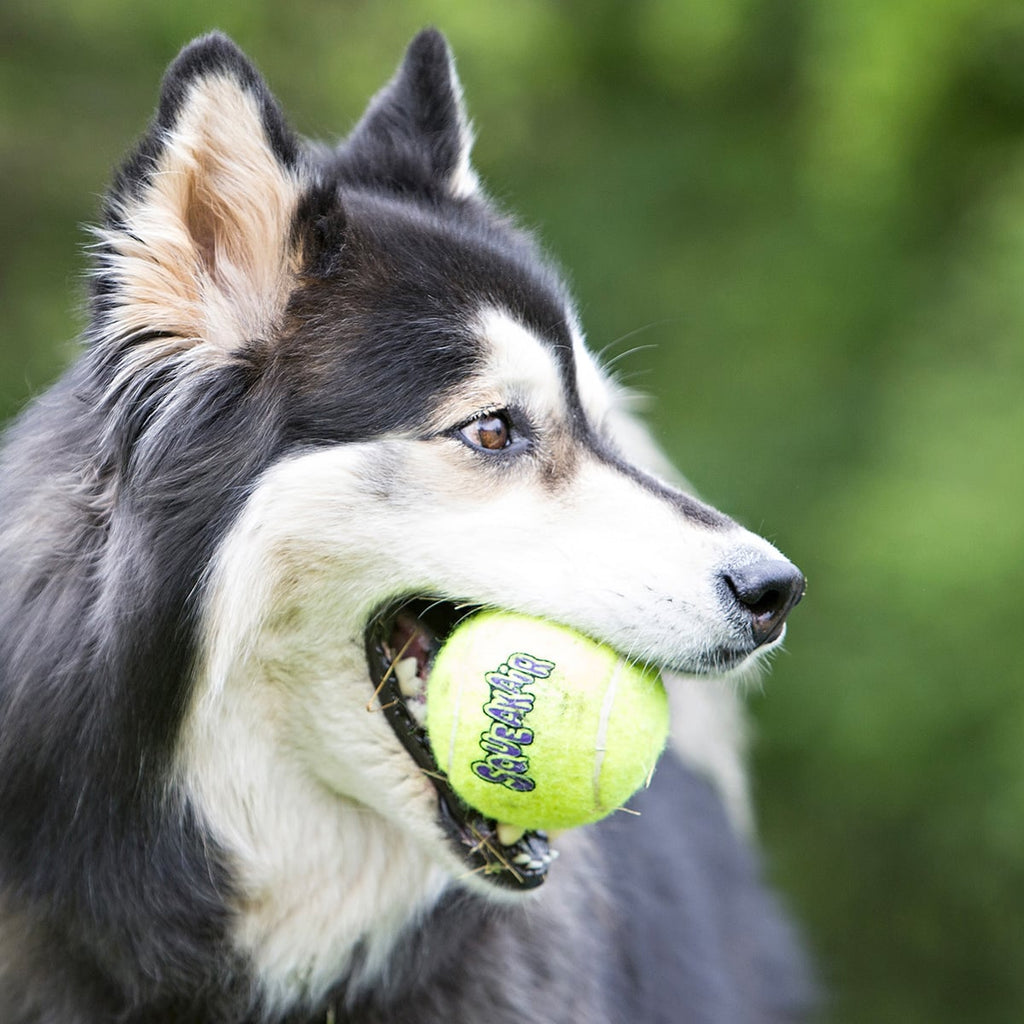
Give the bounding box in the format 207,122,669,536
592,656,625,811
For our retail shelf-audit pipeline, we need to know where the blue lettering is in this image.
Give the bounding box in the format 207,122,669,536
472,761,536,791
508,652,555,678
493,724,533,746
480,736,524,758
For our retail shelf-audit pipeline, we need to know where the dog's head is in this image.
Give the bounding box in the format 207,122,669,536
84,29,803,998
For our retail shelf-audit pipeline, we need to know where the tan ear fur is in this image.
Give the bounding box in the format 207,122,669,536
96,75,303,369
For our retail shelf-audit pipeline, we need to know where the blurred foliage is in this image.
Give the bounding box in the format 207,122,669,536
3,1,1024,1021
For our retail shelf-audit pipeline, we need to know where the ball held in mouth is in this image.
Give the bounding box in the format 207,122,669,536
425,611,670,832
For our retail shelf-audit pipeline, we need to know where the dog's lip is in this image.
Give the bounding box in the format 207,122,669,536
663,638,778,677
688,647,760,675
364,597,554,891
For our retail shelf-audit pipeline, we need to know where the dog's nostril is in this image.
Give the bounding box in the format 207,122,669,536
723,560,805,648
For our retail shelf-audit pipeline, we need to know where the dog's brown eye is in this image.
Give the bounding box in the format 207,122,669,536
476,415,510,450
459,412,512,452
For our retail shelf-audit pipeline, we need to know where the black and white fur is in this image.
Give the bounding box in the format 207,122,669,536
0,30,812,1023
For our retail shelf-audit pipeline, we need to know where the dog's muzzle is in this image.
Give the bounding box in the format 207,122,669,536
363,558,805,892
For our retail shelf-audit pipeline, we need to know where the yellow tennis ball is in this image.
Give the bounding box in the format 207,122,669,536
425,611,669,832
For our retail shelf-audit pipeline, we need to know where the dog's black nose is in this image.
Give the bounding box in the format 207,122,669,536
723,560,805,647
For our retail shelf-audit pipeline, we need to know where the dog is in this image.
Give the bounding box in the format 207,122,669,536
0,29,812,1023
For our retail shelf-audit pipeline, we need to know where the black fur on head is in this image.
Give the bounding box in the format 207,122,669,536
336,28,477,200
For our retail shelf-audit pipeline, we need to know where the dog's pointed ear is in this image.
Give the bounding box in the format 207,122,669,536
342,28,480,200
93,33,313,361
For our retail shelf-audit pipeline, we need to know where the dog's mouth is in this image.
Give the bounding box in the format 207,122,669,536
365,598,556,891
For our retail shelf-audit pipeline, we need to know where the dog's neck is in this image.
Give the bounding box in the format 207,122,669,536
177,659,451,1012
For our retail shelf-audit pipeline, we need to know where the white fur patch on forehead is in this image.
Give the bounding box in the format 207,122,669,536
95,75,302,367
569,321,618,426
473,307,566,412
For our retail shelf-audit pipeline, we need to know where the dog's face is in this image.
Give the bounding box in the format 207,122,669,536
86,31,802,1002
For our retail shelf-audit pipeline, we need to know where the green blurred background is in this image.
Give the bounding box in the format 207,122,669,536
3,1,1023,1020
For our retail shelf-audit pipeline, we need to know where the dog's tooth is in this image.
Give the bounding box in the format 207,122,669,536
527,859,545,871
394,657,421,697
513,852,533,866
496,822,526,847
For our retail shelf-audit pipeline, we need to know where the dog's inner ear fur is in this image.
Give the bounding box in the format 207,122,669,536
340,28,480,200
95,47,303,360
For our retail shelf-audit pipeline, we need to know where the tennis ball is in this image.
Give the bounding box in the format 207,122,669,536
425,611,669,832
